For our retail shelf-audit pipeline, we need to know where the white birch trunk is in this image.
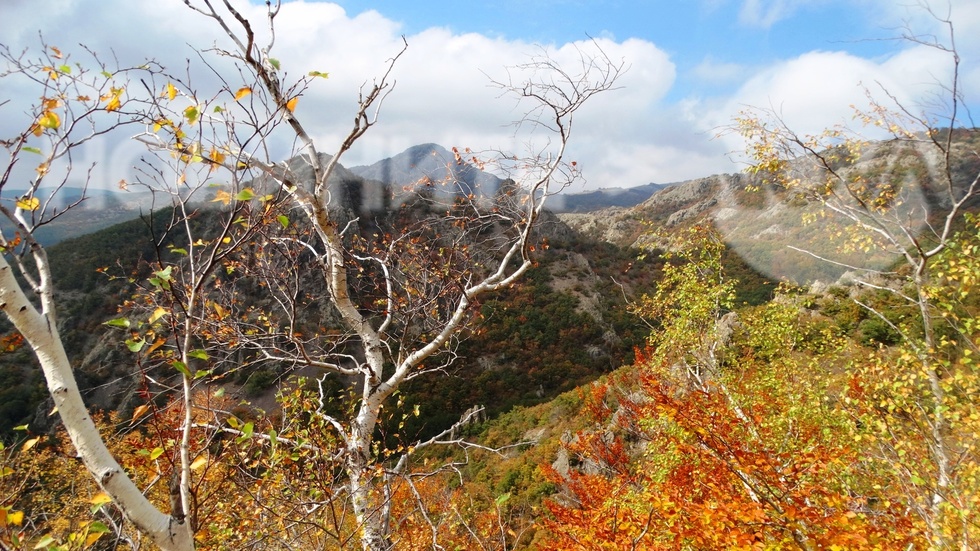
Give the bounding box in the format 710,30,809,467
0,253,194,551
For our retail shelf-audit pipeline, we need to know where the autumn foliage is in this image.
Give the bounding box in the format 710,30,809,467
540,228,935,550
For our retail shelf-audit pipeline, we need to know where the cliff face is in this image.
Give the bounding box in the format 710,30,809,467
558,137,978,285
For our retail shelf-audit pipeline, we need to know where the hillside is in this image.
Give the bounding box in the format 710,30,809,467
3,132,977,549
561,134,980,285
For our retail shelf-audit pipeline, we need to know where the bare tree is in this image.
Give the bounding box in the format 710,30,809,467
2,1,623,550
139,3,623,549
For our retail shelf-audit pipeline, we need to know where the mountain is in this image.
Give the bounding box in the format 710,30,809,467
350,143,505,201
548,182,670,212
2,187,153,246
559,136,980,285
352,143,666,213
12,144,662,247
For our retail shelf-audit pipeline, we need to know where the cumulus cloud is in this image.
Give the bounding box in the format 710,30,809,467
698,46,964,164
736,0,827,29
1,0,975,193
1,0,683,189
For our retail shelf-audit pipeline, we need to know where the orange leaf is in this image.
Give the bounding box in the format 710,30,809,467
234,86,252,101
131,404,150,422
285,96,298,113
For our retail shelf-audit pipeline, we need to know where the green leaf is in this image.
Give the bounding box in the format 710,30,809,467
33,535,55,549
268,58,280,70
235,188,254,201
126,338,145,353
242,422,254,439
172,361,190,377
169,247,188,256
193,369,212,380
22,146,42,155
88,521,109,533
149,447,164,460
12,424,29,431
308,70,329,78
227,415,239,429
214,387,225,398
184,105,199,125
59,64,71,74
277,214,290,229
188,349,209,360
213,105,224,113
495,492,511,506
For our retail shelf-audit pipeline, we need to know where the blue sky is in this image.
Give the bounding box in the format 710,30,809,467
333,0,903,100
2,0,978,190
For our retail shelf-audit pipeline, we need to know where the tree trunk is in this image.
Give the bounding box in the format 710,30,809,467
348,388,391,551
0,256,195,551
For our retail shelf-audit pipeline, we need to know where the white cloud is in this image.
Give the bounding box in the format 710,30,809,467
700,49,951,160
1,0,683,190
736,0,826,29
2,0,974,194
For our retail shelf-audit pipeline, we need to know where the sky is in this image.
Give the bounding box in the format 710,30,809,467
2,0,978,192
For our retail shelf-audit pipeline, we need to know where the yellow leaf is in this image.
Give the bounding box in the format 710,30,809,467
211,189,232,206
209,147,226,165
190,455,208,471
85,532,104,546
148,306,168,324
21,437,39,452
234,86,252,101
16,197,40,211
8,510,23,526
104,87,123,112
165,82,178,101
285,96,298,112
89,492,112,506
38,110,60,130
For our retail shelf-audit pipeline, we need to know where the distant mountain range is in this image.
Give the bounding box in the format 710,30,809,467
11,143,669,246
547,182,670,212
